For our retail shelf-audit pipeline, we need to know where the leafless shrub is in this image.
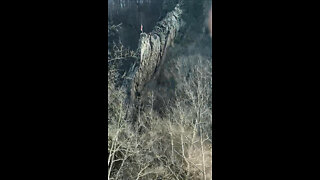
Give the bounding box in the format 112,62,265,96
108,39,213,179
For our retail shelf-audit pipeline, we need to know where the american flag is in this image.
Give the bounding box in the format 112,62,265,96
140,24,143,32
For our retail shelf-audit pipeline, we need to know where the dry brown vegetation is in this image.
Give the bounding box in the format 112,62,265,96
108,18,212,179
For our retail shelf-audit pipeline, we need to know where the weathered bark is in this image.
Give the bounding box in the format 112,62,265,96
126,3,183,103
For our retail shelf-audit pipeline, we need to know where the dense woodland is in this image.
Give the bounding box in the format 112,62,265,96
107,0,213,179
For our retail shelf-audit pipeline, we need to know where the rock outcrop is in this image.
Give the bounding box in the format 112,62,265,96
126,3,183,103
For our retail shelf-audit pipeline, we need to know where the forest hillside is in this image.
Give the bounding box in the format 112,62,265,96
107,0,213,179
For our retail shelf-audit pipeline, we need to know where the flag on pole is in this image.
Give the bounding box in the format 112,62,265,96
140,24,143,32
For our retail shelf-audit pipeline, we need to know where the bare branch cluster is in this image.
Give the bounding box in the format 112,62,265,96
108,41,212,179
